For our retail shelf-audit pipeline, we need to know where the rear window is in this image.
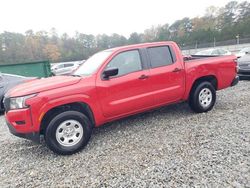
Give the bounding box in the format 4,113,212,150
147,46,174,68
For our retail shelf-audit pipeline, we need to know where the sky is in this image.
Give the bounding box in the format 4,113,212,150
0,0,245,37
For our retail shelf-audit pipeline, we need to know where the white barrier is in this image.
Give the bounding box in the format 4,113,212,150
182,43,250,55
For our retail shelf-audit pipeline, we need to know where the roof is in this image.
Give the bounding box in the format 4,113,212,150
104,41,175,52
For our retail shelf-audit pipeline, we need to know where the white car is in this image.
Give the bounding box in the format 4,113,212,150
236,47,250,58
51,61,80,76
195,48,232,56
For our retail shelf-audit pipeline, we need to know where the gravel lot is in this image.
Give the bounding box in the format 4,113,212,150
0,81,249,187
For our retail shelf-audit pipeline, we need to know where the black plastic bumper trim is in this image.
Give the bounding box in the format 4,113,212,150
6,121,40,143
231,76,239,87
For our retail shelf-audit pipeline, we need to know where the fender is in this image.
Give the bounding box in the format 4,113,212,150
183,64,218,100
31,93,104,132
183,55,237,101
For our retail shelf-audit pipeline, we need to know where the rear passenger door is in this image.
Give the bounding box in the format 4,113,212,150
146,46,185,105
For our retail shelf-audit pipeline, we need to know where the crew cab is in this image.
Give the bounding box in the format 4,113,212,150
4,41,239,155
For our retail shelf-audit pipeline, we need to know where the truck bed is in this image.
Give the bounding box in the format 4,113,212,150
184,55,221,62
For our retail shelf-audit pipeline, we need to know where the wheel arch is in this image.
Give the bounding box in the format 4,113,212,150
188,75,218,100
40,102,95,134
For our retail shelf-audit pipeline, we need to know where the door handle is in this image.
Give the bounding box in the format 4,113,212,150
172,68,182,73
138,74,149,79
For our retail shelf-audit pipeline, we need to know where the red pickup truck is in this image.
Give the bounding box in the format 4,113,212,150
4,41,239,155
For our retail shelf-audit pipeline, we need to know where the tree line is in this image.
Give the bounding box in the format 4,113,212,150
0,1,250,64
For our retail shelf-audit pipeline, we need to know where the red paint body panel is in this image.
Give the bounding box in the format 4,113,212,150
4,41,238,135
96,69,154,118
183,55,237,100
9,76,81,97
148,62,185,105
5,108,33,133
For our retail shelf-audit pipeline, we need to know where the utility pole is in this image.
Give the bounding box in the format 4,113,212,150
236,34,240,45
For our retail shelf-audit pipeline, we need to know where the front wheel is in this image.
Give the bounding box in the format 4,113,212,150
189,81,216,113
45,111,92,155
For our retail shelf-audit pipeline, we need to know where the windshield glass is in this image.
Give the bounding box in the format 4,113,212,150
73,51,112,76
241,48,250,53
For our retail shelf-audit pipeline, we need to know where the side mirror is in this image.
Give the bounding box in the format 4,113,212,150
103,67,118,80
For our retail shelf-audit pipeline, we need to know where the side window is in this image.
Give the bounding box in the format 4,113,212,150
147,46,173,68
64,63,73,68
106,50,142,77
56,64,64,69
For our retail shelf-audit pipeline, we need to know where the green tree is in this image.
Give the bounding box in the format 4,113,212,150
128,32,143,44
43,44,61,62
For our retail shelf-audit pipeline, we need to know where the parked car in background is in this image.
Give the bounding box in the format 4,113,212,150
236,47,250,58
0,73,36,111
195,48,231,56
4,41,238,155
78,60,86,66
238,54,250,80
51,61,80,76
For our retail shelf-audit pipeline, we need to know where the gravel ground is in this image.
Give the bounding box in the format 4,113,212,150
0,81,249,187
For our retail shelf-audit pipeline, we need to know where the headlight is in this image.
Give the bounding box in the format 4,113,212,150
10,94,37,110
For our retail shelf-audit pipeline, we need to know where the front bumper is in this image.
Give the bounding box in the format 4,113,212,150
6,120,40,143
4,108,40,143
231,76,239,87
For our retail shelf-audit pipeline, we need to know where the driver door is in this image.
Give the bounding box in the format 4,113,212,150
96,49,153,118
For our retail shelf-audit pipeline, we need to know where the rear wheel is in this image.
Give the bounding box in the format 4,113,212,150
189,81,216,113
44,111,92,155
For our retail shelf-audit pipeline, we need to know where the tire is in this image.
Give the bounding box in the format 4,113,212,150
189,81,216,113
44,110,92,155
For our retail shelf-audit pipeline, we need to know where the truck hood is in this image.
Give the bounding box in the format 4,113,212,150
7,76,81,97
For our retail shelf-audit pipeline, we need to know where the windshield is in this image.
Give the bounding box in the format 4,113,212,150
73,51,112,76
240,48,250,53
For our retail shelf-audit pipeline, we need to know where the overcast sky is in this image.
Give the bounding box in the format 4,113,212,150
0,0,245,37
